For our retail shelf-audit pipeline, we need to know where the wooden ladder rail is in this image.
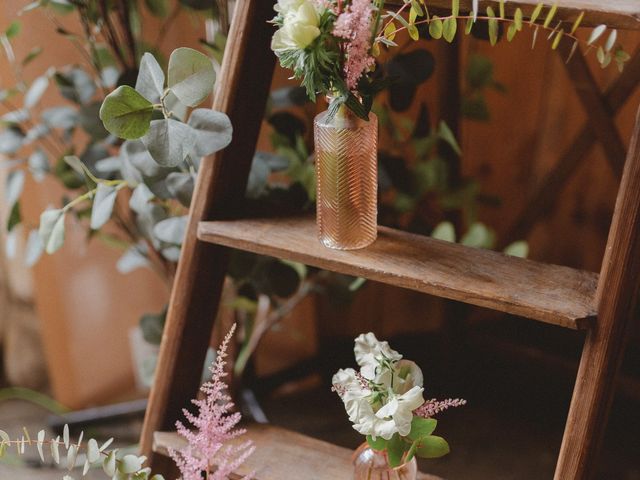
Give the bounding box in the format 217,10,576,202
555,106,640,479
139,0,276,470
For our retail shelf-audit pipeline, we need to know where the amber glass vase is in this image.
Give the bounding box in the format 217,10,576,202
314,104,378,250
352,443,418,480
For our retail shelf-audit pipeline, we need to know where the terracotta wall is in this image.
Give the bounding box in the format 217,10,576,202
0,3,203,408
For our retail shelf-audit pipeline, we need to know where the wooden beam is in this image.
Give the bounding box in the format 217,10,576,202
555,106,640,479
385,0,640,30
139,0,277,471
199,216,599,329
559,40,626,178
504,48,640,245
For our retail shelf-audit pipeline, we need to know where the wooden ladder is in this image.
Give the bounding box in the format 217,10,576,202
140,1,640,478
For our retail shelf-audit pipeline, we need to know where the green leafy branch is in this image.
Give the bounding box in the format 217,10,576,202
0,425,164,480
380,0,630,71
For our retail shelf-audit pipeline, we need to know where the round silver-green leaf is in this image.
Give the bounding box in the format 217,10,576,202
187,109,232,157
141,118,196,167
167,47,215,107
100,85,154,139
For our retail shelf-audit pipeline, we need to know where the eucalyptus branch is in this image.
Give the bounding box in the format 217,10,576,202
0,425,162,480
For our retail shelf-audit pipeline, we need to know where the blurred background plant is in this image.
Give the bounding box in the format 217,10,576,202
0,0,530,389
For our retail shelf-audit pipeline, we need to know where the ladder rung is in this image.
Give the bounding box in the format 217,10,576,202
153,424,443,480
197,217,598,330
385,0,640,30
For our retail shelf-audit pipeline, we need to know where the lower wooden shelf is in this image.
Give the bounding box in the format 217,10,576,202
153,424,443,480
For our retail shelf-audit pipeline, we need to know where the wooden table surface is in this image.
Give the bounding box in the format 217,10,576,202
154,424,444,480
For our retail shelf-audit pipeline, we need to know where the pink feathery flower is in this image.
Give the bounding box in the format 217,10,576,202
333,0,376,90
414,398,467,419
169,324,255,480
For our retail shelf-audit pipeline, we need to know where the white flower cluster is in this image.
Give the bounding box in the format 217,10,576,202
271,0,321,53
332,333,425,440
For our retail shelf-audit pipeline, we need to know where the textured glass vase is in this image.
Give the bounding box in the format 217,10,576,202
352,443,418,480
314,105,378,250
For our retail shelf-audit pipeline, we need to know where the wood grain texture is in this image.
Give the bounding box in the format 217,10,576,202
503,48,640,246
558,40,627,178
555,108,640,479
139,0,277,470
198,217,599,329
153,425,444,480
385,0,640,29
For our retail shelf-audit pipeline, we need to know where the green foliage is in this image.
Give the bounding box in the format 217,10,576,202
0,424,163,479
167,47,215,107
100,86,154,139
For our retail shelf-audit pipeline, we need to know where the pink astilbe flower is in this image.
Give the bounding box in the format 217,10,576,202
333,0,376,90
169,324,255,480
414,398,467,419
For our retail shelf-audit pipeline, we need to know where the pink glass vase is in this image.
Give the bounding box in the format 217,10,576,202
352,443,418,480
314,105,378,250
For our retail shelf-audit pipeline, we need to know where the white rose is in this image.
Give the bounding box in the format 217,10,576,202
354,332,402,380
271,1,321,52
274,0,305,14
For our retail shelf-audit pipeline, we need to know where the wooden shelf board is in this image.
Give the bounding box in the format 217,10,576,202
386,0,640,29
198,217,598,330
153,424,443,480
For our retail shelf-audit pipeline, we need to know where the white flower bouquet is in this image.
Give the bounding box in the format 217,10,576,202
333,333,465,468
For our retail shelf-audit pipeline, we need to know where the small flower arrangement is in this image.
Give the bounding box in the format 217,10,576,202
333,333,465,468
271,0,630,120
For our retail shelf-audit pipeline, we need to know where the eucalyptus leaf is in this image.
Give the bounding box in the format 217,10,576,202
139,308,166,344
166,172,194,207
41,106,79,130
39,208,66,254
0,127,24,154
135,203,168,249
129,183,155,214
123,139,165,179
5,229,17,259
91,183,119,229
100,85,154,139
136,52,165,103
431,221,456,242
25,229,44,266
161,246,181,262
28,149,50,182
5,169,25,206
187,109,233,157
504,240,529,258
2,109,30,123
461,222,496,249
24,76,49,109
141,118,196,167
167,47,215,107
153,215,188,245
55,68,96,104
79,102,109,140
